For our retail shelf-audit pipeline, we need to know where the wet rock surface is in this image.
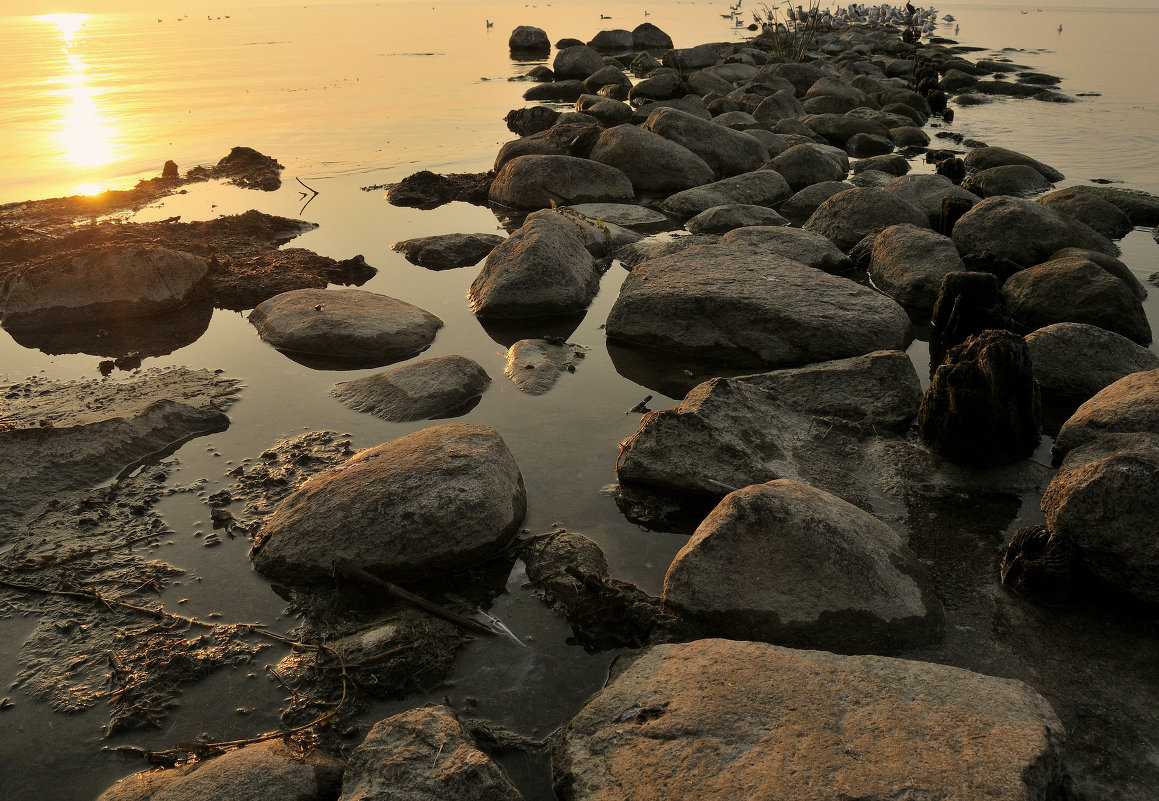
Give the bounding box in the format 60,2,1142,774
504,338,586,395
391,233,505,270
331,355,490,421
663,480,943,653
250,423,526,584
249,288,443,367
554,639,1066,801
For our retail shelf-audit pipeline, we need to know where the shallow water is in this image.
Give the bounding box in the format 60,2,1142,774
2,2,1159,800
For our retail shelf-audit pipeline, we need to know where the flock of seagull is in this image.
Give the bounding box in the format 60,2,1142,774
721,1,957,37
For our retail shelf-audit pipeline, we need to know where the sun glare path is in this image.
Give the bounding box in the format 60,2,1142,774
38,12,117,178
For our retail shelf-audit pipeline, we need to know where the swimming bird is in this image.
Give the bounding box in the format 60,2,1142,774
1058,23,1062,32
485,19,494,27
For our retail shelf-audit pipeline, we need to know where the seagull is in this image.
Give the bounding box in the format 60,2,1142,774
485,18,494,27
1057,23,1062,32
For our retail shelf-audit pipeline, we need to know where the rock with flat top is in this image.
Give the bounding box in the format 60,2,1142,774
553,639,1066,801
331,355,490,421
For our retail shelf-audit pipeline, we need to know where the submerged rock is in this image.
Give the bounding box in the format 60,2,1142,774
331,355,490,422
553,639,1066,801
391,233,505,270
504,338,587,394
963,145,1065,181
663,479,943,652
249,288,443,366
250,423,526,584
919,330,1041,466
605,243,910,368
340,706,523,801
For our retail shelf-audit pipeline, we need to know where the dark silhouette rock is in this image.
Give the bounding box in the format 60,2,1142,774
918,329,1041,466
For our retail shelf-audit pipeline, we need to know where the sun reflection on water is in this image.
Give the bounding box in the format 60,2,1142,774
37,13,116,192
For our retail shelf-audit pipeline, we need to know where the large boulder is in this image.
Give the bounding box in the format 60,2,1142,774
950,195,1117,267
778,180,855,221
1049,247,1146,300
685,204,788,234
802,113,890,149
553,45,605,79
869,224,966,316
331,355,490,422
249,423,526,584
803,187,929,251
1,245,208,329
640,107,769,177
961,164,1055,198
718,225,852,274
587,124,715,194
1039,187,1134,239
751,89,807,125
249,288,442,365
553,639,1066,801
627,72,683,102
339,706,523,801
659,171,791,219
606,243,911,368
1053,369,1159,461
1002,254,1151,344
587,28,633,52
96,740,344,801
632,22,673,50
883,173,980,228
919,330,1041,466
617,350,922,497
769,143,848,191
468,211,601,318
509,25,549,53
663,480,942,652
489,154,634,210
962,146,1064,181
1026,322,1159,408
1041,434,1159,605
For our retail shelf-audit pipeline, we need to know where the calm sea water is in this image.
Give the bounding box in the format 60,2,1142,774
1,2,1158,800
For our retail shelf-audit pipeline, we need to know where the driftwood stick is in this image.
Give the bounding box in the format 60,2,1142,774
332,561,497,638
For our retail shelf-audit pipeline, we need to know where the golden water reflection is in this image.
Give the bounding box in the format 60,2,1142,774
37,13,116,190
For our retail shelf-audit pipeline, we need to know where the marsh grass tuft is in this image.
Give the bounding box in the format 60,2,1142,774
757,1,822,61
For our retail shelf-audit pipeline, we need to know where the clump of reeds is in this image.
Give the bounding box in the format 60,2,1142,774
757,1,822,61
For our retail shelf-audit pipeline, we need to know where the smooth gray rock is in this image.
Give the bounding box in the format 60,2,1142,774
331,355,490,422
469,211,601,318
492,125,591,171
963,146,1064,182
851,153,909,176
951,195,1117,266
616,350,922,497
869,224,966,315
1053,369,1159,461
631,94,713,122
802,113,890,148
889,125,930,147
660,170,792,219
250,288,442,364
883,173,980,227
606,244,910,368
489,154,634,210
751,88,807,125
582,65,631,95
685,204,788,234
1026,322,1159,407
588,124,715,194
579,98,633,126
1051,248,1146,300
663,479,942,652
553,45,606,79
961,164,1054,198
1043,433,1159,605
1002,255,1151,344
250,423,526,584
1,245,208,329
340,706,523,801
564,203,668,227
778,180,855,221
803,187,929,251
686,69,735,97
96,740,344,801
663,44,719,71
614,234,720,270
759,61,830,96
845,132,895,158
627,72,683,101
718,225,852,273
391,233,505,270
504,338,586,394
521,207,642,257
553,639,1065,801
640,106,769,177
1039,187,1135,239
769,143,848,192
